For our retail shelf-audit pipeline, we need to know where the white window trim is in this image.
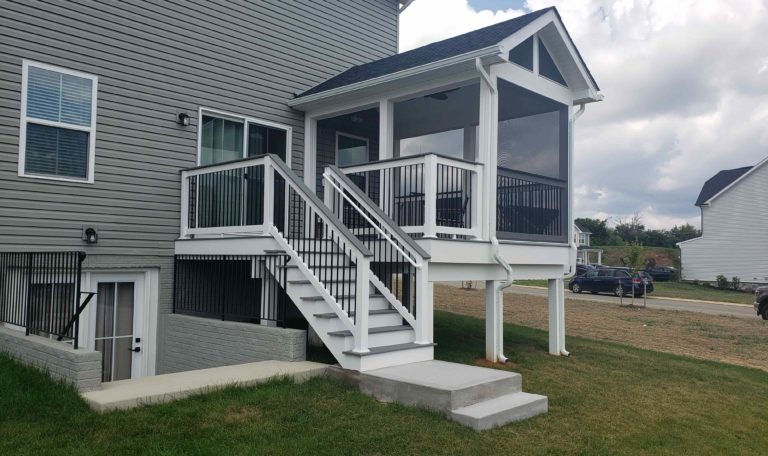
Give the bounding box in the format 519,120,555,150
18,60,98,184
335,131,370,167
196,107,292,167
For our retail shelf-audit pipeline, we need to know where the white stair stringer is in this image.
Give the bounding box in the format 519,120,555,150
267,227,433,371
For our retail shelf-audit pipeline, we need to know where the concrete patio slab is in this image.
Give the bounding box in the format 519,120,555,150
82,360,328,413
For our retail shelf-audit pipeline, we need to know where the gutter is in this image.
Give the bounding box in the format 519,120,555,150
288,45,504,108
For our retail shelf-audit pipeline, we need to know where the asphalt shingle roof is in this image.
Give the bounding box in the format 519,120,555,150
695,166,753,206
296,7,594,99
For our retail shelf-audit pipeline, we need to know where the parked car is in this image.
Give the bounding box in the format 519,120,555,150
645,266,676,282
755,286,768,320
569,267,654,297
575,263,597,276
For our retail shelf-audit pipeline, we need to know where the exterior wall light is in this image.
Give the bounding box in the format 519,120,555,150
83,227,98,244
177,112,190,126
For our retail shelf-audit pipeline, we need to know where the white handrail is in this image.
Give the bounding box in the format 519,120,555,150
323,171,422,269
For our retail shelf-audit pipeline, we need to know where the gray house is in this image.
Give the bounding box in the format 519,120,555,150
0,0,601,412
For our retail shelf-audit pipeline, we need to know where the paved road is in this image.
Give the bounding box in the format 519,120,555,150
506,285,758,319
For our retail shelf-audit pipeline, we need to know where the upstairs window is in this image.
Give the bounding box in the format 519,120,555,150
19,61,97,182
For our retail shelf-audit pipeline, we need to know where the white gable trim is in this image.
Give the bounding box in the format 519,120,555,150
703,155,768,205
497,9,600,99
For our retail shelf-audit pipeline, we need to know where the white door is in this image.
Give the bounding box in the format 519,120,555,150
90,273,145,382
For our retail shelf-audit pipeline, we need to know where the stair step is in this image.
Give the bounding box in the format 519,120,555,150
342,342,436,357
301,294,382,302
328,324,411,337
313,309,399,319
288,279,355,285
264,249,287,255
280,265,353,270
450,392,548,431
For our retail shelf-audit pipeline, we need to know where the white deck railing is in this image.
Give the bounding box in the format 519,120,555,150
338,153,484,239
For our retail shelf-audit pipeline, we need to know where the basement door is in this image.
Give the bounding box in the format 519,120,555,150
90,273,146,382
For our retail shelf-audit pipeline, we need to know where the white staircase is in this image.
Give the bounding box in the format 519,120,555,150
261,158,434,371
263,248,433,371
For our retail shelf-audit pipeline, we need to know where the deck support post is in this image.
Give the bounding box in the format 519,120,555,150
414,267,433,344
548,278,566,355
484,280,504,362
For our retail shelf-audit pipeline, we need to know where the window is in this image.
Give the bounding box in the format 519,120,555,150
19,61,97,182
198,109,289,165
336,133,369,167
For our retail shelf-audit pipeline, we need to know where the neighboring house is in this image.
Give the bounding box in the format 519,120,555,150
574,223,602,265
0,1,602,389
679,155,768,285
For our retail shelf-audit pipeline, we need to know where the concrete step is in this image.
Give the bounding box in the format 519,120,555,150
451,392,548,431
328,360,522,413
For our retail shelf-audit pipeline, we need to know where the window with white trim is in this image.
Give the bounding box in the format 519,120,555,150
19,61,97,182
199,109,289,166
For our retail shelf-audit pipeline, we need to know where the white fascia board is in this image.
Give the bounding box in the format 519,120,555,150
702,155,768,205
287,45,503,110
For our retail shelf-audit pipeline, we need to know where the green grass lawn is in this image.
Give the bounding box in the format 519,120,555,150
650,281,756,304
2,311,767,455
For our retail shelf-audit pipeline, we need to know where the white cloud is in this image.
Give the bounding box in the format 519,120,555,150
400,0,768,228
399,0,526,51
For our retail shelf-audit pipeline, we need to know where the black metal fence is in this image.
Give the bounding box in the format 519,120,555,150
496,167,567,242
173,254,291,325
0,251,87,347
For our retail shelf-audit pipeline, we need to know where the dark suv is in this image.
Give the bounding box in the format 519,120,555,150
569,267,654,297
756,286,768,320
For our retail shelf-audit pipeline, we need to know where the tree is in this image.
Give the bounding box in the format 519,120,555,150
669,223,701,245
625,241,646,272
614,213,645,243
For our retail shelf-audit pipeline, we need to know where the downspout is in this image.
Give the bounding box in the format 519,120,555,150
477,57,510,363
565,103,586,281
556,103,586,358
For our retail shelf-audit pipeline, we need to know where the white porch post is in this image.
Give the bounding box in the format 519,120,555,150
478,65,498,241
353,257,371,353
484,280,504,362
303,116,317,191
548,278,566,355
414,266,433,344
423,153,438,238
263,159,274,227
180,172,190,238
379,99,394,213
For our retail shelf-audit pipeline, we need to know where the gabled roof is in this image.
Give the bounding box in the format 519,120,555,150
574,222,591,234
695,166,753,206
295,7,598,100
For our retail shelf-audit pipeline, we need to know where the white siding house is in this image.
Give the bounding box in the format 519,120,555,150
679,155,768,285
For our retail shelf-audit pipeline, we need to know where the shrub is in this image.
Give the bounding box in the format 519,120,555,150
716,275,729,289
731,277,741,291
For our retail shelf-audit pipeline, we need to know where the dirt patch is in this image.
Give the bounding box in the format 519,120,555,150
435,284,768,372
203,404,263,426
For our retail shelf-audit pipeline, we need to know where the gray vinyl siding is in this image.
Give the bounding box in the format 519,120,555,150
680,162,768,284
0,0,398,255
0,0,399,372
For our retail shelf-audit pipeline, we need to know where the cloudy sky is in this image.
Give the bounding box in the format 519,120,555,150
400,0,768,229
